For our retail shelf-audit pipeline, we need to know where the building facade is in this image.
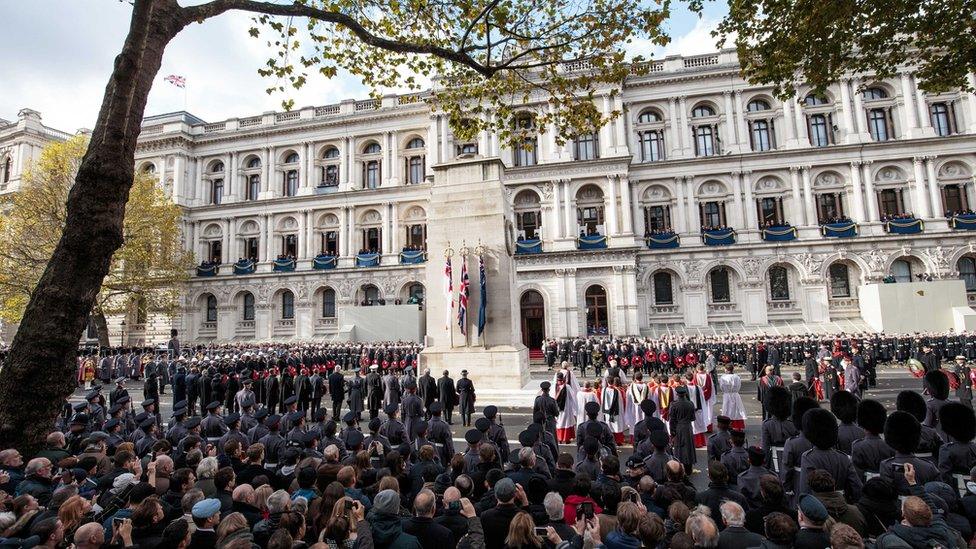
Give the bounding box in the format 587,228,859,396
7,49,976,346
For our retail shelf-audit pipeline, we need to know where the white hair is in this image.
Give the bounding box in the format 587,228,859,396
196,456,218,479
267,489,292,514
543,492,564,521
720,501,745,527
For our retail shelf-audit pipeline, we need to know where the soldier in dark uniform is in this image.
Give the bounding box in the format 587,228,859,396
166,405,189,446
879,410,940,495
575,401,616,459
533,381,559,439
437,371,457,425
365,365,383,420
461,429,483,474
757,366,784,420
310,368,325,416
802,351,818,398
379,404,406,447
483,405,510,466
246,408,270,444
632,400,666,456
103,418,124,454
218,413,249,455
201,401,228,442
706,415,732,463
640,430,671,484
185,368,200,416
719,429,749,485
761,386,798,473
937,402,976,489
363,418,392,462
918,344,940,373
851,399,894,481
737,446,774,510
796,407,862,501
923,369,950,436
257,415,286,467
897,390,942,464
417,369,437,420
328,367,345,420
134,418,158,457
264,369,280,415
781,397,819,503
279,396,300,432
428,402,455,465
456,370,475,427
831,391,865,456
668,385,697,476
285,412,308,444
401,379,423,443
953,356,973,409
110,379,129,408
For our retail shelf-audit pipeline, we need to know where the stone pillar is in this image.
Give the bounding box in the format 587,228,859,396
391,203,400,253
782,96,798,147
900,72,920,136
742,171,756,229
599,95,613,159
297,211,307,260
789,167,805,225
682,284,707,327
838,78,857,142
619,176,635,236
427,116,439,175
299,142,313,195
673,176,687,233
191,221,201,258
563,180,575,238
722,91,738,152
851,77,867,135
614,95,628,155
801,282,830,324
223,218,232,264
296,300,315,339
685,177,700,231
678,96,690,156
260,147,272,198
254,305,271,341
562,268,579,337
622,266,640,334
801,166,817,226
912,157,932,218
668,98,682,158
742,283,769,326
925,156,942,217
849,161,866,222
862,161,878,222
734,91,749,150
342,137,353,189
259,215,268,263
439,116,450,163
793,97,809,145
305,210,315,258
916,84,934,135
339,207,348,256
605,175,618,236
217,305,235,341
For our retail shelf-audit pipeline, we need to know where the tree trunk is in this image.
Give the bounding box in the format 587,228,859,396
93,311,112,348
0,0,185,454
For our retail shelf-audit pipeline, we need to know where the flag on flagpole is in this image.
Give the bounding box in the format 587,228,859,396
444,256,453,331
457,258,469,335
163,75,186,88
477,254,487,337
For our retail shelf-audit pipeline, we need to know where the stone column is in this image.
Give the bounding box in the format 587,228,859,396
342,137,353,189
673,176,687,233
862,161,878,221
801,166,817,225
305,210,315,258
339,207,348,256
925,156,942,217
618,176,633,235
600,95,613,159
299,142,313,195
849,161,866,222
191,221,201,258
900,72,920,135
685,177,700,231
668,98,682,158
729,171,744,229
614,95,627,155
391,203,400,253
381,131,392,187
427,116,439,175
226,152,237,202
789,166,805,225
838,78,856,142
722,91,738,152
260,147,272,197
912,157,932,218
563,268,579,337
851,77,867,134
742,171,756,229
782,96,797,147
259,215,268,262
439,116,450,163
793,97,809,145
678,96,690,156
605,175,618,236
563,180,575,238
734,91,749,149
381,203,391,254
297,211,307,260
266,213,276,259
916,84,934,134
223,218,232,264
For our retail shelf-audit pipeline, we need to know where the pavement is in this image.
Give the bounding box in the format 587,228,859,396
70,361,928,488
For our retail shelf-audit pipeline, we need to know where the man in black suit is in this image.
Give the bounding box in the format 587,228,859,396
328,367,345,420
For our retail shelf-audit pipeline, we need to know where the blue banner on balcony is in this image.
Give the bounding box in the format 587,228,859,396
515,238,543,254
399,250,427,264
821,222,858,238
702,228,735,246
272,258,296,272
233,260,256,275
883,218,924,235
196,264,218,277
356,253,380,267
950,214,976,231
577,234,608,250
312,255,337,270
761,225,797,242
647,233,680,249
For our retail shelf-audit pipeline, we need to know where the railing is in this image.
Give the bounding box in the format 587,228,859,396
631,60,665,74
315,105,341,116
200,322,217,335
203,122,226,133
768,300,797,310
239,116,262,128
398,94,422,105
316,318,338,328
355,99,379,111
651,304,680,315
707,303,737,313
236,320,255,330
563,59,595,72
275,111,300,122
683,54,720,68
276,319,296,328
141,124,164,135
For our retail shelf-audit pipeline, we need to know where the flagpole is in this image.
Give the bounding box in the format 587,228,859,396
445,244,454,349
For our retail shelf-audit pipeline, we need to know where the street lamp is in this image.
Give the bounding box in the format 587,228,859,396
120,320,126,347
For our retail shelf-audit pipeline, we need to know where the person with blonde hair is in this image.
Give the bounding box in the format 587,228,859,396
504,511,541,549
57,494,92,536
215,512,252,548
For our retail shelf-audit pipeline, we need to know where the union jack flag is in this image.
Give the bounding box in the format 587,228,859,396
457,258,469,335
163,74,186,88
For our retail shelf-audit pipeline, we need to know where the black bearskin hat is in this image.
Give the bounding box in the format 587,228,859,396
767,386,793,421
857,399,888,435
830,391,859,424
884,411,921,454
803,408,838,450
896,390,927,423
940,402,976,443
792,396,820,429
924,370,950,401
640,399,657,417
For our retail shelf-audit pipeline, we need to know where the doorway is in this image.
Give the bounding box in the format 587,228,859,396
520,290,546,349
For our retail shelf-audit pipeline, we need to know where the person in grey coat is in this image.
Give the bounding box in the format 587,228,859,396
668,386,697,475
346,371,365,420
383,370,402,409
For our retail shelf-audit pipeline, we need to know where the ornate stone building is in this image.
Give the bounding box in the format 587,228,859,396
8,48,976,346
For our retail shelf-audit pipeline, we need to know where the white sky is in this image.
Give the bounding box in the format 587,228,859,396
0,0,729,131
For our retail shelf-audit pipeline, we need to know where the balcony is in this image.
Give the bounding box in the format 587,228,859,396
356,253,381,267
196,262,219,277
272,258,297,272
576,233,608,250
882,217,924,235
949,213,976,231
760,224,797,242
233,259,256,275
646,232,679,250
515,238,543,254
701,228,735,246
821,221,858,238
313,254,338,270
399,249,427,264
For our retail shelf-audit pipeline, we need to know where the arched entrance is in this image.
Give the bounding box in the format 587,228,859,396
519,291,546,350
585,285,609,335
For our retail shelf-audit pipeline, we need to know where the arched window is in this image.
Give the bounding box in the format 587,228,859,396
210,179,224,205
281,291,295,319
691,105,715,118
829,263,851,298
862,87,889,100
879,189,905,217
2,157,11,183
322,231,339,255
701,201,724,228
364,142,382,154
653,272,673,305
710,269,730,303
891,259,913,283
284,152,300,164
243,293,255,320
324,147,340,159
324,165,339,185
959,257,976,291
211,161,225,173
584,285,608,335
407,284,425,304
282,234,298,257
750,119,773,151
362,285,380,305
637,110,661,123
283,170,298,196
747,99,770,112
247,174,260,201
407,224,426,249
574,133,599,161
142,163,156,175
769,266,790,301
804,94,829,106
364,227,381,252
206,295,218,322
406,138,425,149
247,157,261,168
322,288,336,318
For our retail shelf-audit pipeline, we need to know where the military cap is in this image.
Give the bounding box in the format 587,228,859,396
430,402,443,414
465,429,482,445
264,414,281,428
649,430,669,449
284,395,298,406
104,418,121,430
368,418,382,432
475,418,491,432
139,417,156,430
415,420,429,434
254,408,269,421
134,412,149,423
346,431,364,448
517,430,535,447
72,402,88,412
141,399,156,408
313,409,327,422
118,396,131,405
108,403,124,415
483,405,498,419
206,401,221,411
183,417,202,429
384,404,398,415
540,381,551,391
342,411,356,424
223,413,241,426
170,407,187,418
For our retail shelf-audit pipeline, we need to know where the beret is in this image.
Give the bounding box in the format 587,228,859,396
191,498,222,519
